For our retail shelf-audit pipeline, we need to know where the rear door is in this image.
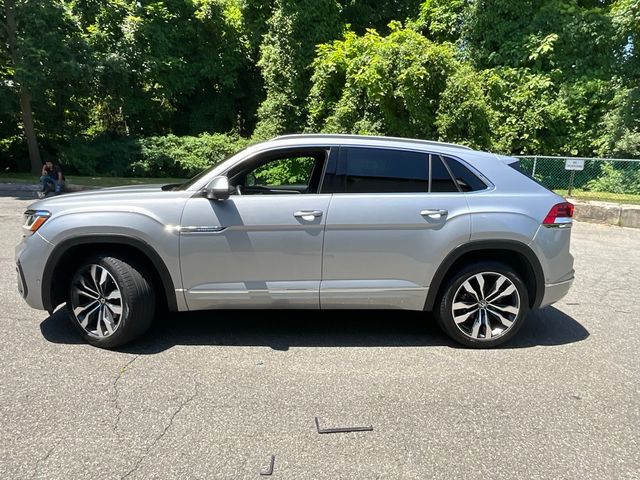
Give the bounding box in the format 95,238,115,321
320,146,471,310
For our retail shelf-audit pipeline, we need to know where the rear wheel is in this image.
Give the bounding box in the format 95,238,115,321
435,262,529,348
66,255,155,348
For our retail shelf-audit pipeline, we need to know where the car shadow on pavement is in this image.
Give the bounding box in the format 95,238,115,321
40,305,589,354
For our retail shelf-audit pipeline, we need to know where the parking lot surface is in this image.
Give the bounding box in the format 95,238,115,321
0,192,638,479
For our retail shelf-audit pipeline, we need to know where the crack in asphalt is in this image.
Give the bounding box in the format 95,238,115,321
29,447,54,480
113,355,140,433
120,383,199,480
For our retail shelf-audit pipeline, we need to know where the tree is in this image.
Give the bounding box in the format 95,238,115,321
2,0,40,172
341,0,422,34
307,23,458,138
465,0,617,77
254,0,343,138
2,0,94,171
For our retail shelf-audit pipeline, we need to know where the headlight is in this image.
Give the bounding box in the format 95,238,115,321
22,210,51,236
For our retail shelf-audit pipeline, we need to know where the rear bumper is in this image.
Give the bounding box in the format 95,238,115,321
540,277,573,308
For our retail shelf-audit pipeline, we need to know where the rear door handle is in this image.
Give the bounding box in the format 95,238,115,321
294,210,323,220
420,209,448,219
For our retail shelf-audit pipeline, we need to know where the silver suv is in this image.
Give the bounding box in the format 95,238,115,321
16,135,574,348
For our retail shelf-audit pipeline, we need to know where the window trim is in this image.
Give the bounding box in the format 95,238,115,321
324,145,430,195
440,154,493,194
323,145,490,195
440,154,463,193
224,146,332,195
317,146,338,194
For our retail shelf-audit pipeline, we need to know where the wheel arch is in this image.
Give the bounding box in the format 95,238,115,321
424,240,544,311
42,235,178,313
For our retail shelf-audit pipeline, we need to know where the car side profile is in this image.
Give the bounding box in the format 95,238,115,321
16,134,574,348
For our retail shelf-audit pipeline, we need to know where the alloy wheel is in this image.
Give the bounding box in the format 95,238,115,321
70,264,124,338
451,271,521,341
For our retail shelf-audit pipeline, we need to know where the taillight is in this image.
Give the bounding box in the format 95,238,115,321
543,202,574,226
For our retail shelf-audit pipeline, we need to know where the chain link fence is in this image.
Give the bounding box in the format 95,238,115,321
515,156,640,204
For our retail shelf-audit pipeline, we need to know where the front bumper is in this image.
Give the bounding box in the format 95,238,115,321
540,277,574,308
14,233,54,311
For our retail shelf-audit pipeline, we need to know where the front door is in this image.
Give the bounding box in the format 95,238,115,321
180,147,333,310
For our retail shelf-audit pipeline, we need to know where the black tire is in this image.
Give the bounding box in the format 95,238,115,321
66,255,155,348
435,261,530,348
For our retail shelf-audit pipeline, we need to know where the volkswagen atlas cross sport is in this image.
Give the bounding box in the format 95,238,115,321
16,134,574,348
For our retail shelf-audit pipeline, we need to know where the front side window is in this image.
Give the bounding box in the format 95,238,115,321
230,149,327,195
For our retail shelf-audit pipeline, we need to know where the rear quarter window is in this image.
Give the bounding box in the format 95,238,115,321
443,157,487,192
506,159,553,192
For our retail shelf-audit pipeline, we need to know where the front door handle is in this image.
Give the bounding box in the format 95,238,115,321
420,209,448,219
294,210,323,221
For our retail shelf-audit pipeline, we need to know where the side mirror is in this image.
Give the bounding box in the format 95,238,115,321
205,175,230,201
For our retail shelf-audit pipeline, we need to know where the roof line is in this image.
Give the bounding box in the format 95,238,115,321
272,134,473,150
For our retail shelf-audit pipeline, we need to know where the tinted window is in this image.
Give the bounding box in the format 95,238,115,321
430,156,458,192
444,157,487,192
341,148,429,193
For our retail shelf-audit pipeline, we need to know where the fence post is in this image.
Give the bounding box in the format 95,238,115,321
532,156,537,177
568,169,575,197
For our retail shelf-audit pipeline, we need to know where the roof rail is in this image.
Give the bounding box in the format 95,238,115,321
272,133,473,150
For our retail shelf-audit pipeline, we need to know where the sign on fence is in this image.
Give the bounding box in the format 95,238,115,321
565,159,585,171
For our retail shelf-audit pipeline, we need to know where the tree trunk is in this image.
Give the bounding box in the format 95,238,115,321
3,0,41,173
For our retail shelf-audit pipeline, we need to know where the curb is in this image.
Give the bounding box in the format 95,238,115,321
570,199,640,229
0,182,95,195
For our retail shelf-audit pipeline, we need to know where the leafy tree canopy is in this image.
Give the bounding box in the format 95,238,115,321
1,0,639,173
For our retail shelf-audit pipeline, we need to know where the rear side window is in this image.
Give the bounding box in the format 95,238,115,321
444,157,487,192
321,147,487,194
339,147,429,193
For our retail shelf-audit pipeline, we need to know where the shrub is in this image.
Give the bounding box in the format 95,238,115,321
0,136,29,172
586,162,640,195
60,137,140,177
60,133,250,178
133,134,250,178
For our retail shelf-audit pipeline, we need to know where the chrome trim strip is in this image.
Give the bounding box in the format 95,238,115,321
178,226,226,233
545,278,574,288
321,287,427,294
188,289,315,295
542,223,572,229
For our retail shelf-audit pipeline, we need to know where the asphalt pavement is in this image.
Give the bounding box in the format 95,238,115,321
0,191,638,479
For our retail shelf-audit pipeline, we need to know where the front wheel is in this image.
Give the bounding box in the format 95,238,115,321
435,262,530,348
66,255,155,348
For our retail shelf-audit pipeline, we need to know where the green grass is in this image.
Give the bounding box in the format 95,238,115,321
0,172,188,188
555,189,640,205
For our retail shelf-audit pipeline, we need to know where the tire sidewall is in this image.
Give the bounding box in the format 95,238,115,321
437,262,530,348
66,255,153,348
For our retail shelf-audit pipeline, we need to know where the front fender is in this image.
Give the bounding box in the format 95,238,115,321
38,208,185,312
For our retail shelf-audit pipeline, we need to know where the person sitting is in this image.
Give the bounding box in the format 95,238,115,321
38,160,65,198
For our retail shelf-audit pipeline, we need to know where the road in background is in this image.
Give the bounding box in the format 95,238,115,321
0,193,638,479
